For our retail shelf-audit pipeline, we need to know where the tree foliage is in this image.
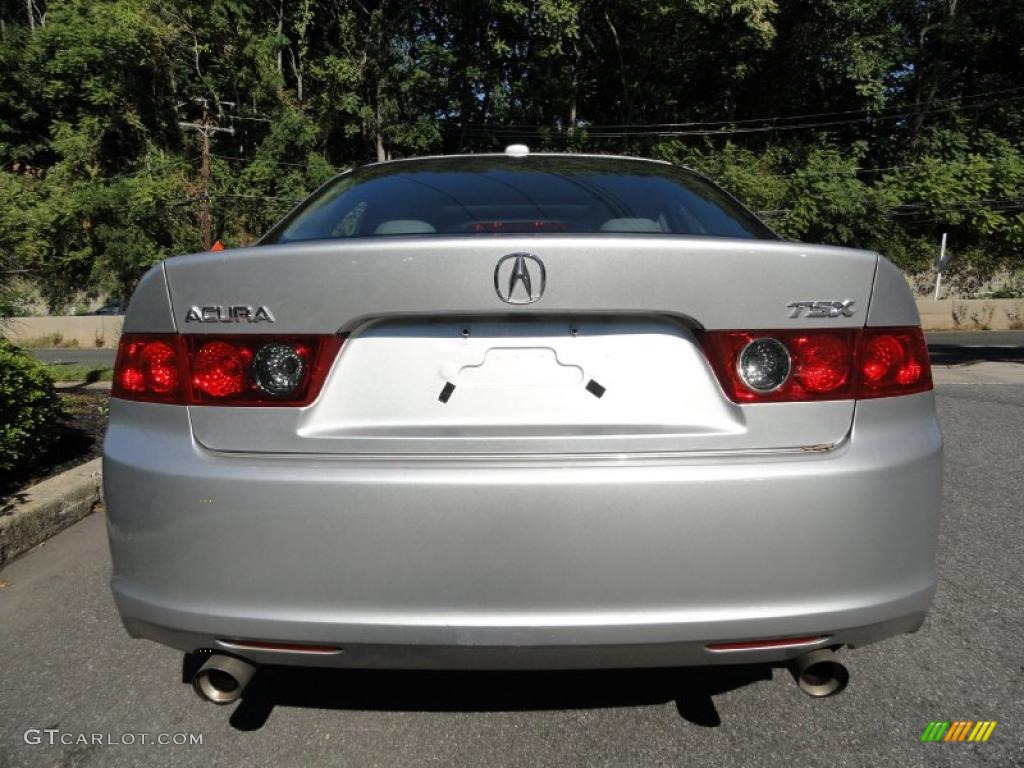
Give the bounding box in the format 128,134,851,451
1,0,1022,309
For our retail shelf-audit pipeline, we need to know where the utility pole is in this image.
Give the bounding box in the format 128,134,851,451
178,99,235,250
198,123,211,250
934,232,949,301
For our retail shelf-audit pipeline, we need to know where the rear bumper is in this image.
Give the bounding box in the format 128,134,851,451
104,393,942,669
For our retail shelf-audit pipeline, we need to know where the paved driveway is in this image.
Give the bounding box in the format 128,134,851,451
1,379,1021,768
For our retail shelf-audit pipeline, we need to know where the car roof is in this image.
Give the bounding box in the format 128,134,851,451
360,151,675,171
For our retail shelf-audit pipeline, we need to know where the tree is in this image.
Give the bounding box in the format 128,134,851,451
0,0,1021,306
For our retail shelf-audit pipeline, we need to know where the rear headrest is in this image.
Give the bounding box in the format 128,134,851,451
599,217,663,233
374,219,437,235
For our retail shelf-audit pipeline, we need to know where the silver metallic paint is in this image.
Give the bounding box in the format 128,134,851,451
105,159,941,670
122,263,175,333
866,255,922,327
163,237,878,333
105,392,941,667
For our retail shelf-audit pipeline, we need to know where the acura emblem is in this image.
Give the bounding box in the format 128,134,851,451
494,253,546,304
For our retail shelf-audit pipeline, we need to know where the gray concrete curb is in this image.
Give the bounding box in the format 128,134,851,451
932,361,1024,384
54,381,112,391
0,457,102,566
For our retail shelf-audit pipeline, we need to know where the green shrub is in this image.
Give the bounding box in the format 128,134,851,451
0,340,63,474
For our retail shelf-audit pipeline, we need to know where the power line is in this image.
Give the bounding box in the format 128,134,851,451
209,153,333,170
772,155,1024,178
593,85,1024,130
572,96,1024,136
449,86,1024,132
61,157,199,184
226,115,273,123
216,192,302,202
758,197,1024,218
890,199,1024,215
448,91,1024,138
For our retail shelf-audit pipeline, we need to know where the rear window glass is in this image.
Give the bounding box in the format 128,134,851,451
262,156,775,244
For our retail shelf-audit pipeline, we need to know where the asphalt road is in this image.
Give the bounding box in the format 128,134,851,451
926,330,1024,365
1,377,1022,768
28,347,117,366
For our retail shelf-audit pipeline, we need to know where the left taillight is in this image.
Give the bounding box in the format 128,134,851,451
112,334,187,404
112,334,344,406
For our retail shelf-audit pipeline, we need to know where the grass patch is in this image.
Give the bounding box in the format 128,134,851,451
42,362,113,383
17,333,80,348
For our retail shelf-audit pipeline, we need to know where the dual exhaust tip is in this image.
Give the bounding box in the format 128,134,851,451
193,654,257,705
789,649,849,697
191,647,848,704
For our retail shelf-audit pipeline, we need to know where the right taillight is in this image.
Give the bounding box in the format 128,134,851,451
698,326,931,402
112,333,344,406
856,327,932,398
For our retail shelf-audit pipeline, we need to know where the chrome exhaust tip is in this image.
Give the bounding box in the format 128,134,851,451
192,654,257,705
789,649,849,697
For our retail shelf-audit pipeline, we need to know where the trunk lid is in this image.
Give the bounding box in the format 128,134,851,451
165,237,876,455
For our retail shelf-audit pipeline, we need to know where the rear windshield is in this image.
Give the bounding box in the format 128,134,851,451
262,155,775,244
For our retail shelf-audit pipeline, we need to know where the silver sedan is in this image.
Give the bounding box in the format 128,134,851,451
104,149,942,705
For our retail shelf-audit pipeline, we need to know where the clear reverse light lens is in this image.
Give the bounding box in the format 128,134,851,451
252,342,307,396
737,337,791,393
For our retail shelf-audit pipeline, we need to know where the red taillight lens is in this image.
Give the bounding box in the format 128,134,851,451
792,333,850,394
112,334,186,403
861,334,903,383
184,335,342,406
858,327,931,398
699,329,857,402
706,635,828,652
192,340,249,399
140,340,181,394
112,334,343,406
698,327,931,402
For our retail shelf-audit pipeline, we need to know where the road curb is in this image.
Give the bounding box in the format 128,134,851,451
0,458,102,566
54,381,112,391
931,361,1024,384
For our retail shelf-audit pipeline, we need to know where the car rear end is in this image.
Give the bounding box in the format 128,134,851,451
104,154,941,690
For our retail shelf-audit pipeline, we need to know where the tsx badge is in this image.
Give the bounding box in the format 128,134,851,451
786,300,856,319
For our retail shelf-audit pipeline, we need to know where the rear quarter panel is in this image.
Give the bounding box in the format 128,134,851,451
866,256,920,327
